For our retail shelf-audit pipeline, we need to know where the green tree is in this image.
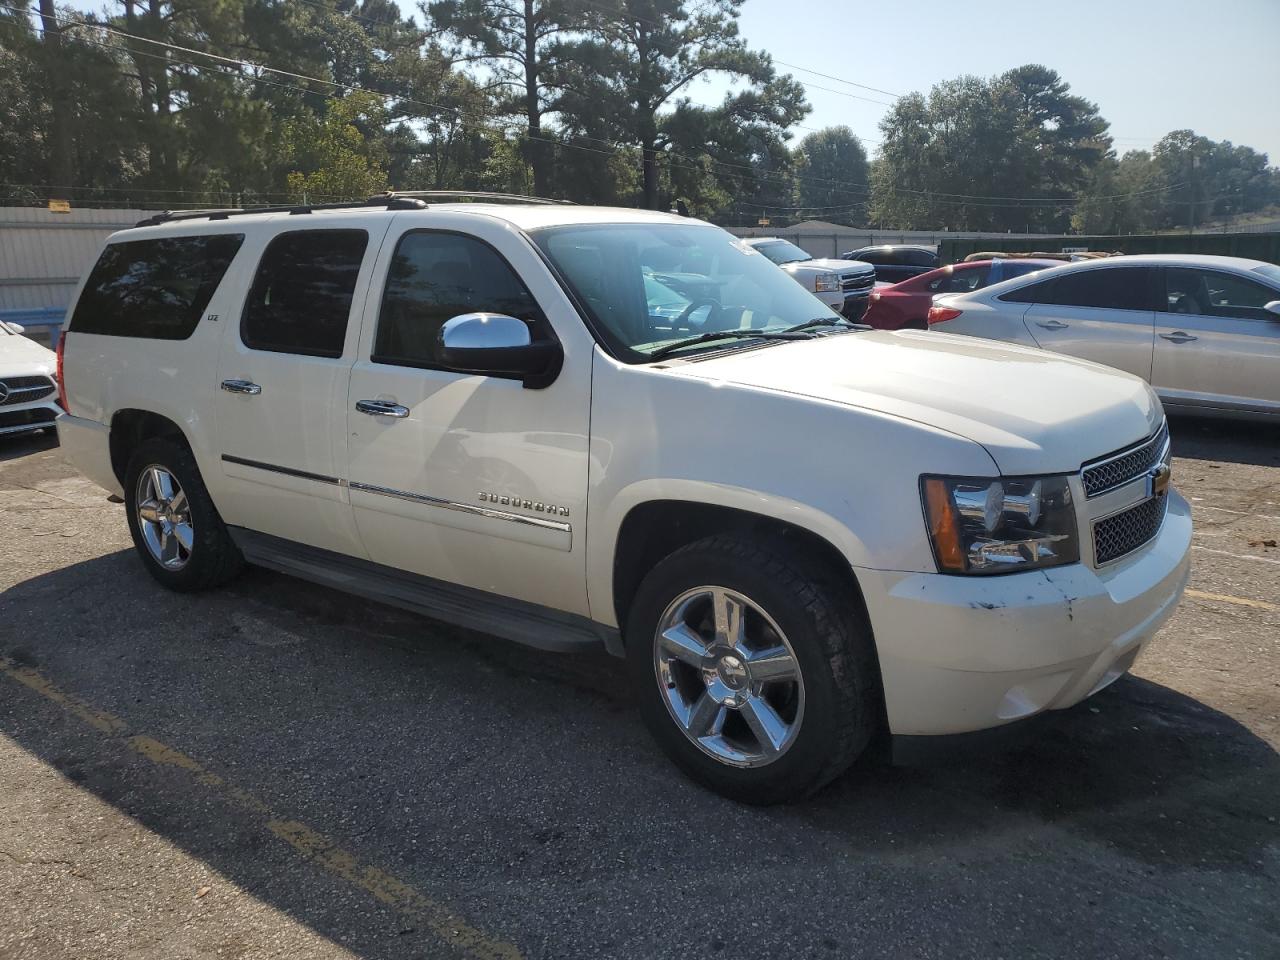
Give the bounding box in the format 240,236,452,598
793,126,868,220
427,0,588,196
556,0,805,210
283,91,389,200
870,66,1110,231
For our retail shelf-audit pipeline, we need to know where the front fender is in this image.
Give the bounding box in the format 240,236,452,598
587,478,873,628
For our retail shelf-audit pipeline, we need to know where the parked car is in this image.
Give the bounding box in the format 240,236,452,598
927,254,1280,421
863,258,1062,330
743,237,876,319
0,320,61,438
841,244,939,283
57,195,1190,804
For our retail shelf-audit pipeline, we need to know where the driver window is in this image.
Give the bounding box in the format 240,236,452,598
373,231,548,368
1165,267,1275,321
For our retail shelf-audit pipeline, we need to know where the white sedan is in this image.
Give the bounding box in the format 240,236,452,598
0,320,62,438
927,254,1280,421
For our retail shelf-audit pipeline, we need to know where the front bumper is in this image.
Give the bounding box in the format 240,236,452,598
0,402,60,437
55,412,122,497
841,292,872,321
858,489,1192,737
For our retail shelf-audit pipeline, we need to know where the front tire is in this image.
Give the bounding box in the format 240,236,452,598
124,437,242,592
625,535,880,804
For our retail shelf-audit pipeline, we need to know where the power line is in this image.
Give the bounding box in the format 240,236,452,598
768,60,901,100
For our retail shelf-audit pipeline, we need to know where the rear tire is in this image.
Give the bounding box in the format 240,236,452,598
625,534,880,804
124,437,242,592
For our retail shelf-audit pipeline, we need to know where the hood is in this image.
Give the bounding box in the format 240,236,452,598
786,258,874,276
0,331,56,373
673,329,1162,476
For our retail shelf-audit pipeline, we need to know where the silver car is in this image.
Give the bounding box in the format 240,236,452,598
928,254,1280,421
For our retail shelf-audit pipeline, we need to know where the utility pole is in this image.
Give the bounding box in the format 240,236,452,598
37,0,75,202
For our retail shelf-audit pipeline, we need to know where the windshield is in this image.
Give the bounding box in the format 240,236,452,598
533,223,838,362
752,239,812,265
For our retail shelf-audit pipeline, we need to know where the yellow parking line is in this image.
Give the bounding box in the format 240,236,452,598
0,659,521,960
1184,589,1278,613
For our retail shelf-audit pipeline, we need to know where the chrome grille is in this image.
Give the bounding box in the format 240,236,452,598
1082,423,1169,498
841,273,874,293
1093,495,1167,564
0,374,56,406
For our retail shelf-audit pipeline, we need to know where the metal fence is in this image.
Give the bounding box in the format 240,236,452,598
724,227,1049,260
0,206,158,347
939,231,1280,266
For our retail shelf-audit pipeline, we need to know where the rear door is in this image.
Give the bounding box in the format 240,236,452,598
1021,265,1158,379
1152,266,1280,415
213,219,390,557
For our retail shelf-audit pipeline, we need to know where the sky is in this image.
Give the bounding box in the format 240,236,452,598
689,0,1280,160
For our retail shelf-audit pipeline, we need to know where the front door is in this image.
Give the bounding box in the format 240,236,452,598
1022,265,1157,380
344,214,593,615
1153,266,1280,415
214,222,387,557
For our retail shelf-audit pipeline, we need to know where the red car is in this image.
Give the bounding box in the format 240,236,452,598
862,258,1061,329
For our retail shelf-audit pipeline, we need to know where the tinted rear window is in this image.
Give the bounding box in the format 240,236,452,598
69,234,244,339
1044,267,1152,311
999,276,1057,304
241,230,368,358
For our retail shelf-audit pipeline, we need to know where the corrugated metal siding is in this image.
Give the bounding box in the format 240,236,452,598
0,206,160,311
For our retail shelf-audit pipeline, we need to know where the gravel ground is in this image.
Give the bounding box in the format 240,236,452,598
1,416,1277,960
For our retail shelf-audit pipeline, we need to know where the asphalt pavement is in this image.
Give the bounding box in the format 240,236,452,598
1,416,1277,960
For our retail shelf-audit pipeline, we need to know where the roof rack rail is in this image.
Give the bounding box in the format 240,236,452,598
383,190,575,205
132,189,572,227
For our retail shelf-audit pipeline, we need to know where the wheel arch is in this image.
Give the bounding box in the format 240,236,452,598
108,409,191,488
607,494,873,645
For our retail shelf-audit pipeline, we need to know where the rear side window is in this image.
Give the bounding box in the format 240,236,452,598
999,276,1057,304
242,230,368,358
69,234,244,339
930,266,989,293
905,249,938,267
373,231,549,369
1041,267,1152,311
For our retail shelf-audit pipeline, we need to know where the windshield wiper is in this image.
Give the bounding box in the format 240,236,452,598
784,317,857,333
648,329,814,361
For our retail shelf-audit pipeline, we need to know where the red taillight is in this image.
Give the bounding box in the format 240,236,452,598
55,331,69,413
927,306,963,326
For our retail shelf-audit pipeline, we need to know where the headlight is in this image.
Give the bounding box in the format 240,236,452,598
920,474,1079,574
813,272,840,293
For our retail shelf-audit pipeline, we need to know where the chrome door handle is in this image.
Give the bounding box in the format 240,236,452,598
1160,331,1198,343
220,379,262,395
1036,320,1069,330
355,399,410,419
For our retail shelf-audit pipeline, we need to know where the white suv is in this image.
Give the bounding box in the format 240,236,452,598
56,194,1191,804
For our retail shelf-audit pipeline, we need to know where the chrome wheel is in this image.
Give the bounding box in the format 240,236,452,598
654,586,805,768
135,465,193,570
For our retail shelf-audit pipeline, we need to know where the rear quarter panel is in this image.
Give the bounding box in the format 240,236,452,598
62,225,258,498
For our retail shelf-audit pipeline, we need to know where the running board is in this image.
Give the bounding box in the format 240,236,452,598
228,528,619,655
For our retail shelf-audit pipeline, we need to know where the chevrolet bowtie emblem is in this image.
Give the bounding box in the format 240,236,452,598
1148,462,1172,498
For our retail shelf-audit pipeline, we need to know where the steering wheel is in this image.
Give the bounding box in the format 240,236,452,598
671,298,721,332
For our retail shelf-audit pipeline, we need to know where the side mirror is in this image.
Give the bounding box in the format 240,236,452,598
6,323,25,334
438,313,562,389
1264,300,1280,318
